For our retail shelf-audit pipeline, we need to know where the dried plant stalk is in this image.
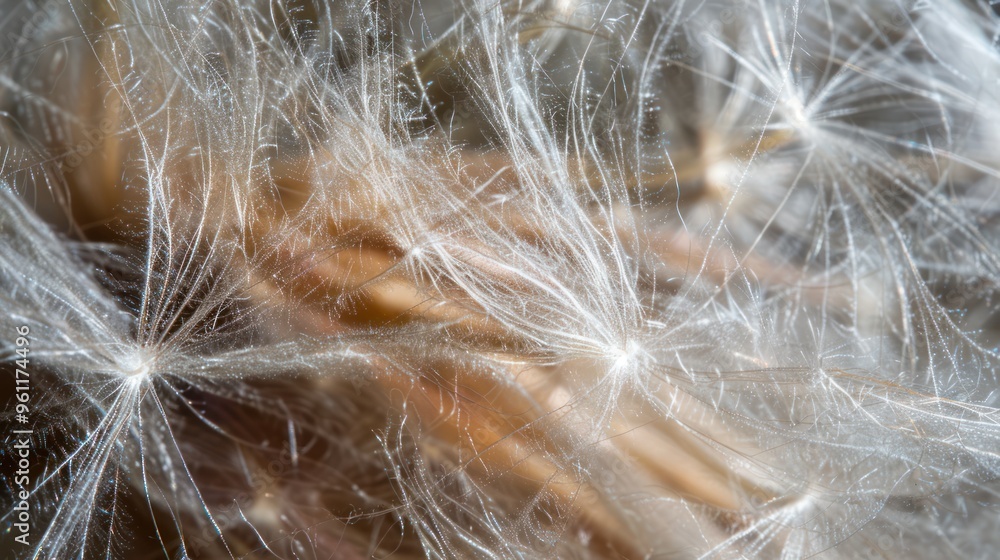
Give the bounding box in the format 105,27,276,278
2,0,1000,559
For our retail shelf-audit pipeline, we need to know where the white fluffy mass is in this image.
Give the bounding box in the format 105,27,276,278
1,0,999,558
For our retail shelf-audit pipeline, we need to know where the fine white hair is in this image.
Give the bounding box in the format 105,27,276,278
1,0,999,558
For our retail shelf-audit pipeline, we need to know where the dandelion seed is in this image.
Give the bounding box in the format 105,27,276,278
2,0,1000,558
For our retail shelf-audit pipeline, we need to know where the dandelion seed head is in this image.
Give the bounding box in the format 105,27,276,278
610,339,642,376
3,0,1000,557
118,350,153,382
